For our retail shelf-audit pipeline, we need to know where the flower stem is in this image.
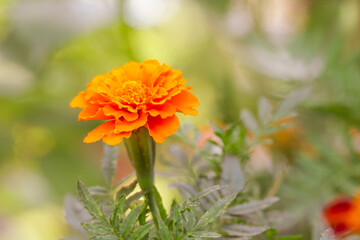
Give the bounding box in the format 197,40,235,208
124,127,160,228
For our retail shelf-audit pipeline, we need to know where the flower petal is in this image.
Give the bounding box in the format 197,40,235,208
70,91,87,108
146,102,177,118
84,120,115,143
115,111,148,132
146,115,180,143
169,90,199,116
103,131,132,145
103,105,139,121
78,105,111,121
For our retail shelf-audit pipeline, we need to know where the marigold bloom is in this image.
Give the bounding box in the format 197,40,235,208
70,59,199,145
323,194,360,237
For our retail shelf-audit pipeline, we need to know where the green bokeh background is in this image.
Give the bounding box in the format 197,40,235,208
1,0,360,239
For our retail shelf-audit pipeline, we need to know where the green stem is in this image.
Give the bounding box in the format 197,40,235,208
124,127,160,229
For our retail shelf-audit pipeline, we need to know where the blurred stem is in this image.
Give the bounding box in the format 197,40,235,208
123,127,160,228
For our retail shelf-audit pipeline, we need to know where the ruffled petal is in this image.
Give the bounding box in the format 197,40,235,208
84,120,116,143
169,90,199,116
70,91,87,108
146,102,177,118
78,105,112,121
103,105,139,121
146,115,180,143
103,131,132,145
115,111,148,132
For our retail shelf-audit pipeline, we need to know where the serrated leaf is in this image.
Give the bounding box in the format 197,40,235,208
82,223,112,235
64,194,91,233
153,186,167,221
194,193,236,230
77,181,108,224
184,210,196,232
222,224,268,237
88,186,109,196
128,223,152,240
113,172,136,190
241,109,258,133
90,236,118,240
258,97,272,124
262,123,293,135
320,229,335,240
111,194,126,227
170,202,183,239
228,197,279,215
125,191,147,209
275,86,312,119
101,144,119,187
116,179,138,199
191,231,221,238
195,185,222,200
120,206,142,237
159,219,171,240
221,155,245,195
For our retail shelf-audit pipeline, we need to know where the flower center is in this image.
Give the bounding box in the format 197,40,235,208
119,80,149,105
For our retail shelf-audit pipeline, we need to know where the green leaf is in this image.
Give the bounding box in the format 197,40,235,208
90,235,119,240
275,86,312,119
82,223,112,235
194,193,236,230
220,155,245,195
262,123,293,135
138,201,149,225
128,223,152,240
101,144,119,187
111,194,126,227
113,172,136,190
153,185,167,221
227,197,279,215
191,231,221,238
241,109,258,133
77,181,108,224
170,202,183,239
159,219,172,240
222,224,268,237
116,179,138,199
120,206,142,237
277,236,302,240
184,210,196,233
125,191,147,209
258,97,273,124
193,185,222,201
265,228,278,240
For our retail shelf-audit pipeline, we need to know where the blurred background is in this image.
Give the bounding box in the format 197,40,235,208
0,0,360,239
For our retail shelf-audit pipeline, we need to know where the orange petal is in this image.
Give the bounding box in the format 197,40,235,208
103,131,132,145
124,61,142,80
78,105,112,121
84,121,115,143
103,105,139,121
146,115,180,143
115,111,148,132
170,90,199,116
70,91,87,108
146,102,176,118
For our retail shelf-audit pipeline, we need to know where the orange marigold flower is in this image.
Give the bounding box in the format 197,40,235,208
323,194,360,238
70,59,199,145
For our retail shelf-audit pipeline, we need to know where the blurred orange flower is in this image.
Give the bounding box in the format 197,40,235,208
70,59,199,145
323,194,360,237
